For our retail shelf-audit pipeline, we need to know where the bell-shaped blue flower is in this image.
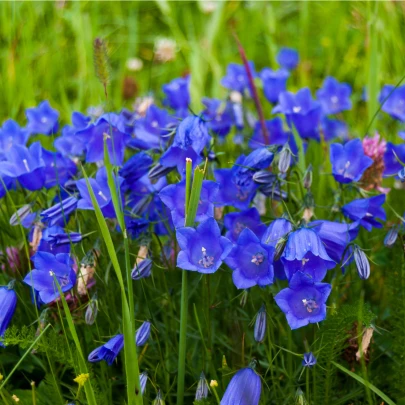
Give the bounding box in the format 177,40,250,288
274,271,332,330
40,196,78,227
26,100,59,135
249,117,293,149
201,98,234,138
159,179,218,228
321,117,349,142
353,247,370,280
88,334,124,365
281,228,336,282
176,218,233,274
221,366,262,405
221,62,256,94
0,119,29,160
226,228,274,289
119,152,153,189
330,139,373,183
23,251,77,304
379,84,405,122
42,230,82,248
135,321,151,346
276,47,299,71
32,225,70,255
0,282,17,347
260,68,290,104
383,142,405,177
384,226,399,247
342,195,386,231
316,77,352,115
41,147,77,188
162,76,190,117
302,352,317,367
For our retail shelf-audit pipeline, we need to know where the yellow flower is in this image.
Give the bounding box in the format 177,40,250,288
74,373,90,387
210,379,218,388
12,395,20,402
0,373,3,381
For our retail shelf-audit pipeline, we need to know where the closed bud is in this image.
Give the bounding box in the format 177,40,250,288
135,321,151,346
10,204,33,226
139,371,148,395
303,164,313,189
384,226,399,247
253,170,276,185
195,372,209,400
278,146,292,174
85,295,98,325
148,163,174,180
274,237,288,262
254,305,267,343
295,387,308,405
354,246,370,280
152,390,165,405
398,167,405,183
131,258,152,280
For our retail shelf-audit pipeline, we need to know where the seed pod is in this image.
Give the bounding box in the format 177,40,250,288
278,146,292,174
195,372,209,400
384,226,399,247
253,170,276,184
254,305,267,343
354,247,370,280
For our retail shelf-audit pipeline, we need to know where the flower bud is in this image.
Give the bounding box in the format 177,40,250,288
140,371,148,395
253,170,276,185
152,390,165,405
353,247,370,280
148,163,174,180
254,305,267,343
135,321,151,346
303,164,313,189
85,295,98,325
9,204,33,226
398,167,405,183
131,258,152,280
278,146,292,174
195,372,209,400
384,226,399,247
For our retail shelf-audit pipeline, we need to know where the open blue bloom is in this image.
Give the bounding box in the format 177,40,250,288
124,216,150,239
159,179,218,228
302,352,317,367
135,321,151,346
41,147,77,188
330,139,373,183
342,195,386,231
275,271,332,330
88,334,124,365
76,113,130,166
0,119,29,160
26,100,59,135
281,228,336,282
273,88,322,141
0,142,45,191
215,148,274,210
249,117,293,150
76,167,124,218
221,366,262,405
176,218,233,274
224,207,266,242
119,152,153,189
225,228,274,289
130,105,176,150
379,84,405,121
321,117,349,142
383,142,405,177
260,68,290,104
40,196,78,227
34,225,71,255
23,251,76,304
254,305,267,343
221,62,256,94
42,230,82,247
0,282,17,347
160,115,210,174
162,76,190,116
201,98,234,138
276,47,299,70
316,77,352,115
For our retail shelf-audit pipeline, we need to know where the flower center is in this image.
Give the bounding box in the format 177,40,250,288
22,159,30,172
293,106,301,113
251,252,264,266
151,120,158,128
199,247,214,268
41,117,48,124
302,298,319,313
331,96,339,104
234,221,246,235
98,191,108,202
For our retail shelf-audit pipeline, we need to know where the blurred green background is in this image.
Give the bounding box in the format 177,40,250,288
1,1,405,128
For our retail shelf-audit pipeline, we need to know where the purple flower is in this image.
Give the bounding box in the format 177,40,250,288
316,77,352,115
201,98,234,138
274,271,332,330
159,179,218,228
276,47,299,71
0,119,29,160
254,305,267,343
42,230,82,247
125,216,149,239
136,321,151,346
88,334,124,365
249,117,292,149
260,68,290,104
33,225,70,255
0,282,17,347
25,101,59,135
162,76,190,116
224,207,266,243
119,152,153,188
384,226,399,247
302,352,317,367
23,251,76,304
40,196,78,227
330,139,373,184
76,167,124,218
273,88,322,141
281,228,336,282
342,195,386,231
221,366,262,405
321,117,349,142
176,218,233,274
221,62,256,94
379,84,405,122
383,142,405,177
41,148,77,188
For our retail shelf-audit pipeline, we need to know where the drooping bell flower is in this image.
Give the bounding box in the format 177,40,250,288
225,228,274,289
321,116,349,142
254,305,267,343
23,251,77,304
0,281,17,347
383,142,405,178
42,230,82,248
35,225,71,254
316,77,352,115
260,68,290,104
281,228,336,282
353,247,370,280
201,98,234,138
0,119,29,160
276,47,299,71
249,117,292,150
135,321,151,346
176,218,233,274
330,139,373,184
379,84,405,122
221,62,256,95
302,352,317,368
384,226,399,247
25,100,59,135
274,271,332,330
40,196,78,227
278,146,292,174
223,207,266,243
119,152,153,189
195,372,209,401
162,76,190,117
88,334,124,365
159,179,218,228
342,195,386,231
85,294,98,325
221,363,262,405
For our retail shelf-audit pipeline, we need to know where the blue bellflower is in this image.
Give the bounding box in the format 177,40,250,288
276,47,299,70
221,366,262,405
41,147,77,188
330,139,373,184
176,218,233,274
88,334,124,365
35,225,71,255
136,321,151,346
379,84,405,122
201,98,234,138
353,247,370,280
0,119,29,160
159,179,218,228
281,228,336,282
383,142,405,177
131,258,152,280
302,352,317,367
274,271,332,330
119,152,153,188
221,62,256,95
23,251,77,304
25,100,59,135
342,195,386,231
40,196,78,227
162,76,190,116
260,68,290,104
249,117,293,150
225,228,274,289
321,117,349,142
0,282,17,347
42,230,82,247
316,77,352,115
